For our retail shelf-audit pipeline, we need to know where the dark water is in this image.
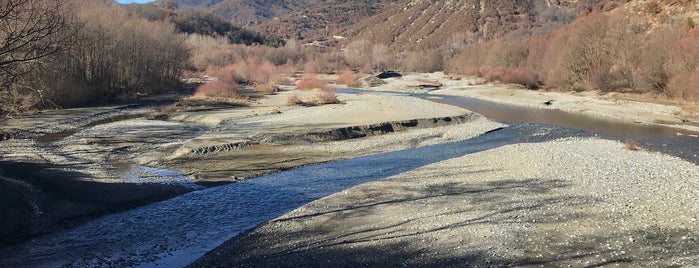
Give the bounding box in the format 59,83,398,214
429,94,699,138
426,94,699,164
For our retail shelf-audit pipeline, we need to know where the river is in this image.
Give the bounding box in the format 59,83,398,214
0,92,696,267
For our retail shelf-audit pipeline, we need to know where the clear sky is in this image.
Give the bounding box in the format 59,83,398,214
115,0,155,3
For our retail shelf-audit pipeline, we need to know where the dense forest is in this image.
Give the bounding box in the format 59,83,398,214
0,0,282,116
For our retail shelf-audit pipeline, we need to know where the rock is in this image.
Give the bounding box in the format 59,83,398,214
377,71,402,79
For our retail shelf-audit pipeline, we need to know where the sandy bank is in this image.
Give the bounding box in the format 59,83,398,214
192,137,699,267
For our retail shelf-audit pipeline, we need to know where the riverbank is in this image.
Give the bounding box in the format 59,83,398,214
0,88,502,247
192,137,699,267
362,72,699,134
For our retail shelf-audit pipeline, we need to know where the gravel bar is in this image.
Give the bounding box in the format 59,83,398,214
192,137,698,267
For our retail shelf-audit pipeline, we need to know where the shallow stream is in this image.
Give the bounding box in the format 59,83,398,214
0,124,589,267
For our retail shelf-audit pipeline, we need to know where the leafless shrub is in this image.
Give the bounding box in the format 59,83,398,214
0,0,77,115
480,67,506,82
296,76,328,91
286,94,303,106
286,89,339,106
644,0,662,14
254,82,278,95
315,89,339,105
503,68,540,89
404,50,444,73
194,80,240,98
667,26,699,101
336,72,363,87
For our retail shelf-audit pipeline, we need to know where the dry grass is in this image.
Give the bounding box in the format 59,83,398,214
254,82,278,95
146,94,249,120
287,89,340,107
623,141,640,151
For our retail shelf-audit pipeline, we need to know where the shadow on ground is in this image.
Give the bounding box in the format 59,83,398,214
191,173,698,267
0,161,190,247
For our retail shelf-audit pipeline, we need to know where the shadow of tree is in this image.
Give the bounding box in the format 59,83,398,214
0,161,191,247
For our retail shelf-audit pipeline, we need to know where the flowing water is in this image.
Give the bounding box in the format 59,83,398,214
429,94,699,164
1,91,697,267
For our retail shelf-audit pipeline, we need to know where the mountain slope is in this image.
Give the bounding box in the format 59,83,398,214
341,0,620,50
253,1,392,41
161,0,328,24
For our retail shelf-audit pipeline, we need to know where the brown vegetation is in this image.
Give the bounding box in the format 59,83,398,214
624,141,640,151
195,81,240,98
295,76,328,91
286,89,340,107
336,72,363,88
1,0,191,116
450,8,699,102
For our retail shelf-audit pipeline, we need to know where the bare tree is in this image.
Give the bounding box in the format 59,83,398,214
0,0,75,114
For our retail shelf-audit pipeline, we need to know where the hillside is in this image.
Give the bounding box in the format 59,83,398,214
340,0,624,50
123,3,284,46
253,1,393,41
159,0,328,24
158,0,395,41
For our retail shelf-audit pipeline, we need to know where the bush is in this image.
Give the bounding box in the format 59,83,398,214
286,94,303,106
194,80,240,98
254,82,278,95
336,72,363,87
502,68,541,89
480,67,506,82
296,76,328,90
286,89,339,106
667,26,699,100
315,89,339,105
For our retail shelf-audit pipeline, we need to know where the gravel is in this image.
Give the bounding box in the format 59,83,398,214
192,137,699,267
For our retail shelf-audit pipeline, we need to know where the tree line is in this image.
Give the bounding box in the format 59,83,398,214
451,9,699,101
0,0,191,115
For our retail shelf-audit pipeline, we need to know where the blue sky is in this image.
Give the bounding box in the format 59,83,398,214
115,0,155,3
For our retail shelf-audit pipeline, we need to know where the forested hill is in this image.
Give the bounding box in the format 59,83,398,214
124,3,285,46
157,0,330,24
340,0,625,50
